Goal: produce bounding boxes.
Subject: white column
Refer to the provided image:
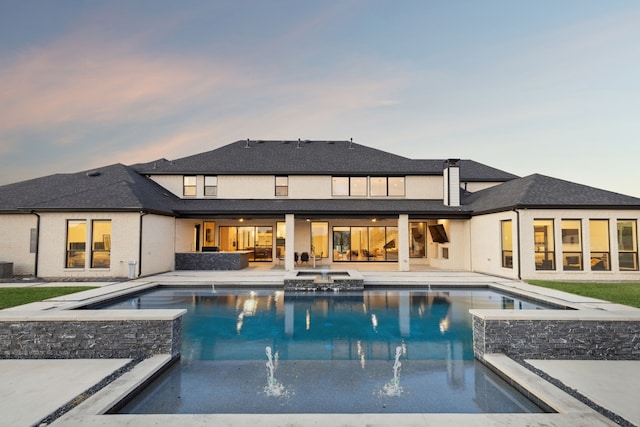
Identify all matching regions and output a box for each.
[398,214,410,271]
[285,214,295,271]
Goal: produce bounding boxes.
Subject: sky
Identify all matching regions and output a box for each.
[1,0,639,197]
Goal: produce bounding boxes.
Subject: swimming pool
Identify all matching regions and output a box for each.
[95,287,556,414]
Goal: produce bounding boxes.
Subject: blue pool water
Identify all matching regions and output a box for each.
[96,287,554,414]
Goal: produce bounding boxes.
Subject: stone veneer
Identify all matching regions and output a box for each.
[283,270,364,291]
[0,310,185,359]
[175,252,250,270]
[471,309,640,361]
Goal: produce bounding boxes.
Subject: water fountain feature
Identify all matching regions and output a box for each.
[283,269,363,291]
[264,346,287,397]
[381,346,403,397]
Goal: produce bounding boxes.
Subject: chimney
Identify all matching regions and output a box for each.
[443,159,460,207]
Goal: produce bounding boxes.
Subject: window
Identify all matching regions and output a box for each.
[388,177,405,197]
[275,176,288,196]
[66,220,86,268]
[91,220,111,268]
[332,226,398,262]
[589,219,610,270]
[561,220,582,271]
[369,177,387,197]
[332,177,349,196]
[276,222,286,261]
[204,176,217,197]
[311,222,329,258]
[534,219,555,270]
[350,177,367,197]
[410,222,427,258]
[203,221,216,249]
[218,225,273,261]
[501,220,513,268]
[183,176,197,197]
[617,220,638,271]
[332,176,405,197]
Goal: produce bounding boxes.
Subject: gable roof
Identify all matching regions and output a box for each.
[465,173,640,214]
[133,140,518,181]
[0,164,179,214]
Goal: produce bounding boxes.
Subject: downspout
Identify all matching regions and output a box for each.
[514,209,522,280]
[138,211,148,277]
[31,211,40,278]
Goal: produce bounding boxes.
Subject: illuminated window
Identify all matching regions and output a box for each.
[204,176,217,197]
[183,176,197,197]
[332,177,349,196]
[410,222,427,258]
[350,177,367,197]
[562,220,582,271]
[332,226,398,262]
[275,176,288,196]
[66,220,86,268]
[534,219,555,270]
[501,220,513,268]
[203,221,216,248]
[369,177,387,197]
[590,220,610,270]
[218,225,273,262]
[617,220,638,271]
[311,222,329,258]
[388,177,405,197]
[91,220,111,268]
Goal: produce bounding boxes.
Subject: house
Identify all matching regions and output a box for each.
[0,139,638,281]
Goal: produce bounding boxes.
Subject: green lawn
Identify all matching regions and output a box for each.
[0,286,97,309]
[527,281,640,309]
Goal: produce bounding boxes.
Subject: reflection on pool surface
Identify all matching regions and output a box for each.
[95,287,554,414]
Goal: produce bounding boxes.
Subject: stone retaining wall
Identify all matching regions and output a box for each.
[471,310,640,361]
[0,310,185,359]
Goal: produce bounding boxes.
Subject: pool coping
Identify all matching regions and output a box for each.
[3,270,638,426]
[51,354,617,427]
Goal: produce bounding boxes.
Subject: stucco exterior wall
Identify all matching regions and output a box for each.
[518,209,640,281]
[36,212,140,278]
[149,175,183,197]
[150,174,448,200]
[470,211,519,279]
[218,175,274,199]
[405,176,442,199]
[0,214,37,276]
[463,182,502,193]
[140,214,175,276]
[288,176,331,199]
[428,220,470,270]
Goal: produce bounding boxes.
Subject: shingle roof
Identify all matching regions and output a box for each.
[132,140,518,181]
[173,198,470,218]
[0,164,179,214]
[465,173,640,213]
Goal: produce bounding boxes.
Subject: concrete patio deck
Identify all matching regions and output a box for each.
[1,268,638,426]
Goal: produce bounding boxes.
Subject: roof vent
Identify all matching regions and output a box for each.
[245,139,251,148]
[297,138,301,149]
[349,138,354,149]
[86,170,101,177]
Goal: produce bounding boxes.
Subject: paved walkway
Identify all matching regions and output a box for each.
[1,269,638,426]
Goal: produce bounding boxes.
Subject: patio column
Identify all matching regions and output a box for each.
[398,214,410,271]
[285,214,295,271]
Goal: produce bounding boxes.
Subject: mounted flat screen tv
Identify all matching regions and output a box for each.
[428,225,449,243]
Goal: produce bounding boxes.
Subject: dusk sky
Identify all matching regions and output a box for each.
[1,1,639,196]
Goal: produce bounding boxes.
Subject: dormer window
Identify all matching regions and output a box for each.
[183,176,197,197]
[205,176,217,197]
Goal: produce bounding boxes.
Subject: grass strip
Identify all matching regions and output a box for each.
[527,281,640,308]
[0,287,97,309]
